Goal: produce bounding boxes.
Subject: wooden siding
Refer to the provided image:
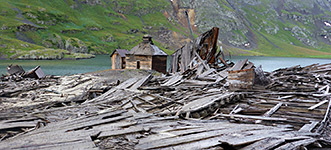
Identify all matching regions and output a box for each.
[111,53,122,69]
[228,68,255,89]
[126,55,152,70]
[152,56,167,74]
[121,57,126,69]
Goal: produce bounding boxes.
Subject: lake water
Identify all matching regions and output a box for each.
[0,55,330,75]
[228,56,331,72]
[0,55,111,76]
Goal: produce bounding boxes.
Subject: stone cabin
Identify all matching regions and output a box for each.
[126,35,168,74]
[110,49,129,69]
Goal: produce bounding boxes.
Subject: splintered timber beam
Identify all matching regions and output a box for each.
[263,102,283,117]
[308,100,328,110]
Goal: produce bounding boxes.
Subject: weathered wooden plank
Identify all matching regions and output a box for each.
[179,93,232,113]
[230,59,248,71]
[299,121,319,132]
[240,132,314,150]
[65,114,132,131]
[129,74,153,90]
[274,138,316,150]
[135,124,272,149]
[263,102,282,117]
[308,100,328,110]
[316,98,331,132]
[198,68,216,77]
[218,114,287,121]
[138,124,229,144]
[161,74,183,86]
[243,61,254,69]
[0,122,37,131]
[241,137,285,150]
[98,126,149,139]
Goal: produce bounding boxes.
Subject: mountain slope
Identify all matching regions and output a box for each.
[175,0,331,57]
[0,0,330,59]
[0,0,191,59]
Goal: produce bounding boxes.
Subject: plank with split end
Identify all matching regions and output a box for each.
[230,59,248,71]
[85,78,140,103]
[0,122,37,131]
[274,138,316,150]
[129,74,153,90]
[198,68,216,77]
[299,121,319,132]
[161,75,183,86]
[243,61,254,69]
[218,114,287,121]
[180,93,233,113]
[194,51,210,70]
[66,114,132,131]
[116,77,140,89]
[263,102,282,117]
[138,124,230,144]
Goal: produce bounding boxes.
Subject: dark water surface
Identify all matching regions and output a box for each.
[0,55,111,76]
[0,55,330,76]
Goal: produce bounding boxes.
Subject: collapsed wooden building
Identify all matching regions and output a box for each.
[1,28,331,150]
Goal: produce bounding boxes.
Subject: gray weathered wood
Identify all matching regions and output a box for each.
[129,74,153,90]
[230,59,248,71]
[263,102,283,117]
[308,100,328,110]
[219,114,287,121]
[299,121,319,132]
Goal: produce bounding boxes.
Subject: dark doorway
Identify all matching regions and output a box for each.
[137,61,140,69]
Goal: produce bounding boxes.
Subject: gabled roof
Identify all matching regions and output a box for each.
[129,43,168,56]
[110,49,129,58]
[129,35,167,56]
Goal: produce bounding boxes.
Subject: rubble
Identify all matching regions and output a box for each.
[0,28,330,149]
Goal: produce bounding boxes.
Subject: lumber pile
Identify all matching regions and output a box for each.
[0,28,330,149]
[0,61,330,149]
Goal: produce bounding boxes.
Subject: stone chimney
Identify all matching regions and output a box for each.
[142,35,153,44]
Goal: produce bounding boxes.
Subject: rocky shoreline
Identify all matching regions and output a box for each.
[9,49,95,60]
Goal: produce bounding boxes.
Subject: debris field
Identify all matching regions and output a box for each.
[0,27,331,150]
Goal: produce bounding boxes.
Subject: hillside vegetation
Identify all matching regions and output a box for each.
[0,0,330,59]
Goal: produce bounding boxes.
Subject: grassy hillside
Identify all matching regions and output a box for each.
[0,0,330,59]
[0,0,189,59]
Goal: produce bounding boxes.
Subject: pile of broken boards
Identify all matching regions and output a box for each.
[2,65,46,81]
[0,61,331,149]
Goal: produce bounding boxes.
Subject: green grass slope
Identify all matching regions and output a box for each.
[0,0,330,59]
[0,0,184,59]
